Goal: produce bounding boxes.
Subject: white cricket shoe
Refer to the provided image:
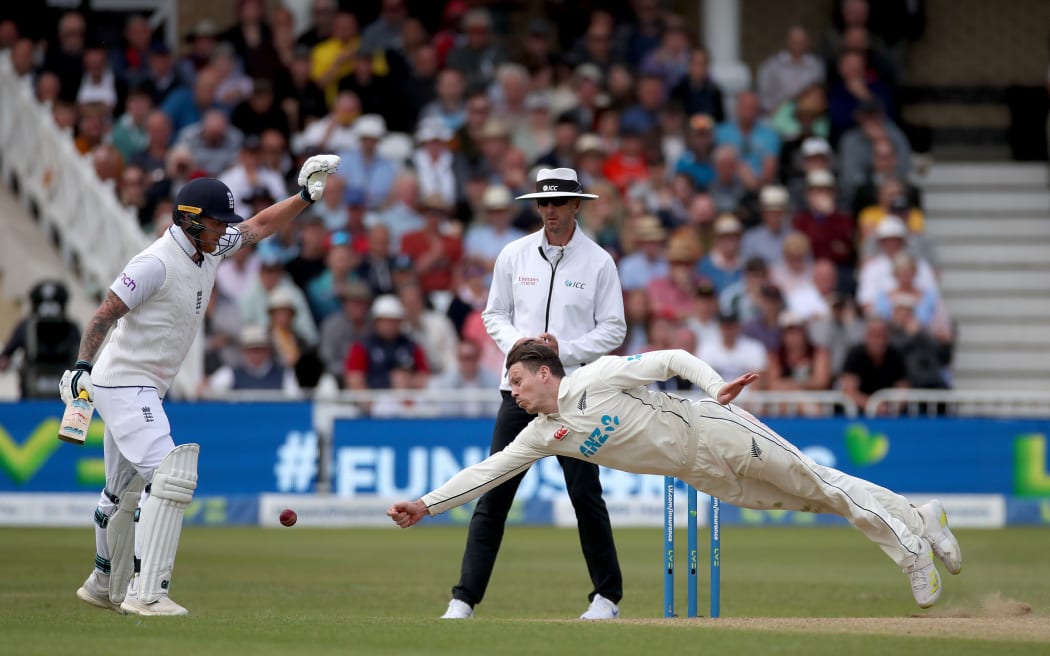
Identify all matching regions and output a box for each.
[76,570,121,612]
[440,599,474,619]
[120,587,189,617]
[903,541,941,609]
[918,499,962,575]
[580,593,619,620]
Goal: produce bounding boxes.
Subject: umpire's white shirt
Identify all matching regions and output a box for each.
[482,223,626,390]
[422,350,726,514]
[93,226,242,397]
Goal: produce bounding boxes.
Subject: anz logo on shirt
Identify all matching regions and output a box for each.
[579,414,620,458]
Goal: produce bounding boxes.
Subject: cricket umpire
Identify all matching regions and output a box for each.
[442,168,627,620]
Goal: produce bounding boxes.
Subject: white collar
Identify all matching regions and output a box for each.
[540,221,580,253]
[167,225,210,263]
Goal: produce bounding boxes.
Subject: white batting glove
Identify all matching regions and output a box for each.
[297,154,341,203]
[60,360,94,405]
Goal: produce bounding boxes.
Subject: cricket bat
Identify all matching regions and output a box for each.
[58,390,93,445]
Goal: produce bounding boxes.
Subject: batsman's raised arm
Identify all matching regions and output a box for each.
[236,154,340,247]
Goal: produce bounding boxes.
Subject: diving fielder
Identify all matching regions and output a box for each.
[388,341,962,610]
[61,154,340,616]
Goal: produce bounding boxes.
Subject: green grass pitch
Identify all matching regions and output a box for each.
[2,526,1048,655]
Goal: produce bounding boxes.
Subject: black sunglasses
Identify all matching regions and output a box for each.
[536,197,571,207]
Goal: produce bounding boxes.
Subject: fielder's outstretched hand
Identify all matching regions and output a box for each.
[387,500,429,528]
[297,154,341,202]
[717,372,759,405]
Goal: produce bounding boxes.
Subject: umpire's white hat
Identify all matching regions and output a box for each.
[516,168,599,200]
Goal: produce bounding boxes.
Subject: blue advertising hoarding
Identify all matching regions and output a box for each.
[331,416,1050,500]
[0,401,316,495]
[2,402,1048,527]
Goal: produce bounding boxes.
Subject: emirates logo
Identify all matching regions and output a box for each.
[553,426,568,440]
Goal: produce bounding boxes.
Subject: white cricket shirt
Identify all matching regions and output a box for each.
[93,225,243,396]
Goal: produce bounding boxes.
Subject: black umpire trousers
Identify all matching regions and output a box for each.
[451,391,623,607]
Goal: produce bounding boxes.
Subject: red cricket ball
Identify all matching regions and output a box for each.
[279,508,297,527]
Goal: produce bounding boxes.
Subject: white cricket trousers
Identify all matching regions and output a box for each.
[90,385,174,566]
[686,400,926,567]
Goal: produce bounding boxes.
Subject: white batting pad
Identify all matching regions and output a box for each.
[137,444,199,604]
[106,476,145,604]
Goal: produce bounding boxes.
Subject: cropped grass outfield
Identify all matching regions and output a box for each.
[4,526,1048,655]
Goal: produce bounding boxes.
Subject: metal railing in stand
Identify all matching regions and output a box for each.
[865,389,1050,418]
[0,51,150,299]
[732,390,858,418]
[203,388,858,421]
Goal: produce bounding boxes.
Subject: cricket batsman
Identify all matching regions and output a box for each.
[389,341,962,610]
[61,154,340,615]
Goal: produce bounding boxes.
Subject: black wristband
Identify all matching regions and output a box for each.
[299,186,314,204]
[75,360,92,373]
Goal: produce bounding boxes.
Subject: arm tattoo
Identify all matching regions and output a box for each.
[237,223,261,247]
[235,196,305,249]
[78,291,131,362]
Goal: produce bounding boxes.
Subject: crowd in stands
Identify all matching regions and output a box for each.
[0,0,948,414]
